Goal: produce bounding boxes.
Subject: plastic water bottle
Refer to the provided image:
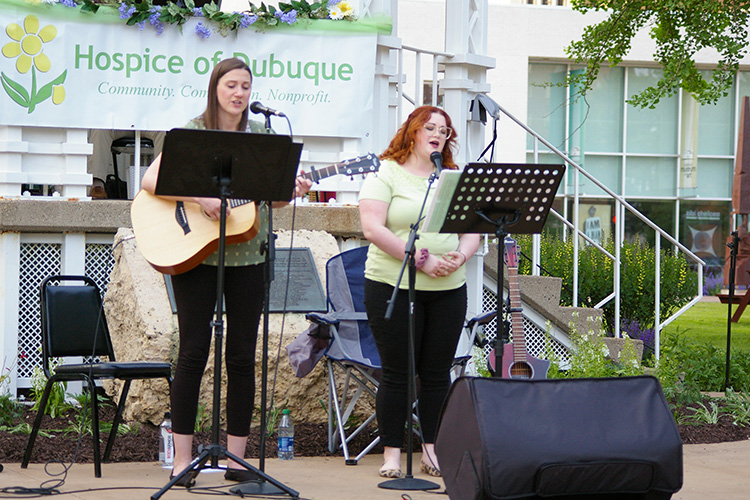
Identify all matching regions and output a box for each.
[159,412,174,466]
[277,409,294,460]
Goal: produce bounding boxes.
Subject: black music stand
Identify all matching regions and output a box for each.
[424,163,564,377]
[150,128,301,500]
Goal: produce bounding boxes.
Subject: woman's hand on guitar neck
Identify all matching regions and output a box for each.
[271,172,313,208]
[294,172,313,198]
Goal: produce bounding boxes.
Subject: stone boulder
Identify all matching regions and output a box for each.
[104,227,344,427]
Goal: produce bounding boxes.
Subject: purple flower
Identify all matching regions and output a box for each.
[149,6,165,34]
[702,271,724,296]
[119,3,136,20]
[239,13,257,29]
[137,20,146,31]
[327,0,339,6]
[60,0,77,7]
[275,10,297,25]
[621,318,655,353]
[193,7,204,17]
[195,22,211,39]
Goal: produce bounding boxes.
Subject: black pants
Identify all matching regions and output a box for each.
[364,279,467,447]
[169,263,265,436]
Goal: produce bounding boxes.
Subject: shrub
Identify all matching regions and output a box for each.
[515,234,697,332]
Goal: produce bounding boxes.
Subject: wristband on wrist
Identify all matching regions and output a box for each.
[415,248,430,269]
[457,250,468,265]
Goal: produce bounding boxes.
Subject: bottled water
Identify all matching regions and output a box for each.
[159,412,174,466]
[277,409,294,460]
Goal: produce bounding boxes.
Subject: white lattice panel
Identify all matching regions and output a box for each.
[480,285,569,366]
[16,239,114,386]
[17,243,61,379]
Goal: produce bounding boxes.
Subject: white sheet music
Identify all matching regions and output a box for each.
[423,169,462,233]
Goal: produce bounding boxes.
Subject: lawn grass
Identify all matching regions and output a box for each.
[663,300,750,352]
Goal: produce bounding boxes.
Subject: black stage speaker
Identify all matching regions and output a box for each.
[435,376,682,500]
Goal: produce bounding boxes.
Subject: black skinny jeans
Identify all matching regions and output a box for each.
[364,279,467,447]
[169,263,265,436]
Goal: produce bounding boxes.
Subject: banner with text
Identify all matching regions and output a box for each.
[0,5,376,137]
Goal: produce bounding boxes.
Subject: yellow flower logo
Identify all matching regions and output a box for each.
[2,15,56,74]
[1,15,66,113]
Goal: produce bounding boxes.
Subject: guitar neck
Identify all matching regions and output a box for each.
[508,265,527,361]
[302,154,380,183]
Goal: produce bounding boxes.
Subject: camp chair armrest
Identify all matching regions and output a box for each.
[305,312,340,326]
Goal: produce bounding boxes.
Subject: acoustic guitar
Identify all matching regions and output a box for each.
[130,154,380,275]
[488,237,550,379]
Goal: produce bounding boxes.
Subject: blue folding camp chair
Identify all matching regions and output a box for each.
[305,246,382,465]
[298,246,487,464]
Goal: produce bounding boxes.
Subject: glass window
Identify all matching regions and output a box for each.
[527,64,568,151]
[697,71,735,156]
[738,71,750,108]
[680,200,731,277]
[581,66,624,153]
[576,155,621,197]
[626,68,678,154]
[696,158,733,198]
[624,157,677,197]
[624,200,676,247]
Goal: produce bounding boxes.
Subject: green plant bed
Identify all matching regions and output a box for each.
[663,301,750,352]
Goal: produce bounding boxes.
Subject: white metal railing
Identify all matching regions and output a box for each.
[391,42,704,360]
[500,101,705,360]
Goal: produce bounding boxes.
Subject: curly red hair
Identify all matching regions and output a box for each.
[380,106,458,169]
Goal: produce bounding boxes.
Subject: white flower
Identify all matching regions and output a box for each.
[329,6,344,20]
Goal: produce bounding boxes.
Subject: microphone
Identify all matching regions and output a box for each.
[430,151,443,176]
[249,101,286,117]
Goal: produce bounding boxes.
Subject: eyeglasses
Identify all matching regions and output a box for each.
[423,123,453,139]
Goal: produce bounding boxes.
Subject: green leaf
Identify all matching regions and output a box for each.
[80,1,100,14]
[34,70,67,107]
[1,73,30,107]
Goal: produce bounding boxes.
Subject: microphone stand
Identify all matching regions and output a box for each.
[724,231,739,391]
[379,165,441,492]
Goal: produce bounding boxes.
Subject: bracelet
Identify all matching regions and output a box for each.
[415,248,430,270]
[457,250,468,266]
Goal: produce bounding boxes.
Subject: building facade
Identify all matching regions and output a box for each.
[400,0,750,280]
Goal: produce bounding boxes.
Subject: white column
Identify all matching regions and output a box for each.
[442,0,494,314]
[0,233,21,396]
[0,126,28,197]
[61,233,87,275]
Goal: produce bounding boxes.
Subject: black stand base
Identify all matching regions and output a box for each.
[151,444,298,500]
[378,477,440,491]
[230,481,288,496]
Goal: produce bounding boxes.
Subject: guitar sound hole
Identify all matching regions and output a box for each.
[509,362,532,379]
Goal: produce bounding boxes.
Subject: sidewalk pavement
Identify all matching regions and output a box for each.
[3,442,749,499]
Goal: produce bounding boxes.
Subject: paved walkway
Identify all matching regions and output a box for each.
[3,441,750,499]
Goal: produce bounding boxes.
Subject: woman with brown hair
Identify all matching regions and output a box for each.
[141,57,311,486]
[359,105,480,478]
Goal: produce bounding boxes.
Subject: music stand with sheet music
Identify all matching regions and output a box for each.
[150,128,301,500]
[423,163,564,378]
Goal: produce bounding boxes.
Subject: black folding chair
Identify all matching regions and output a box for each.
[21,275,172,477]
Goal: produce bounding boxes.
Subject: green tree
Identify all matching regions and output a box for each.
[567,0,750,107]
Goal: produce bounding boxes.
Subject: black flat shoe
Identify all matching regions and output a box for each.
[224,468,262,483]
[169,471,197,488]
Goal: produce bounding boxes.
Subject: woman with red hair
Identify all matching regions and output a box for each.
[359,106,480,478]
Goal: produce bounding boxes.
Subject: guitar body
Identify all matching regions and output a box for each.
[488,344,550,379]
[130,190,260,275]
[130,154,380,275]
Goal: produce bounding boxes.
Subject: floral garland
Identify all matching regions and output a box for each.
[24,0,358,38]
